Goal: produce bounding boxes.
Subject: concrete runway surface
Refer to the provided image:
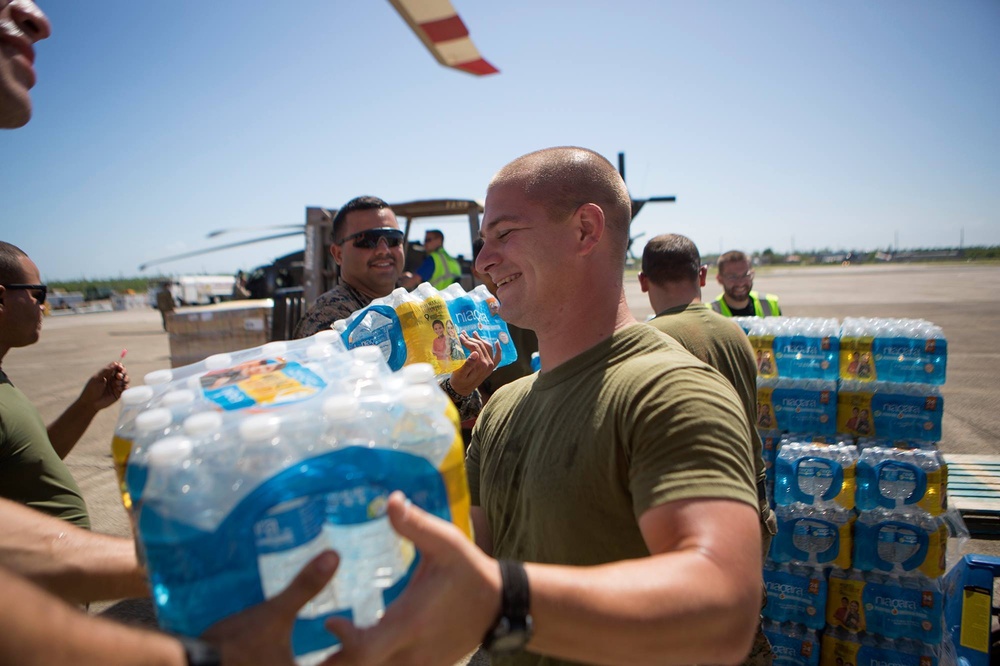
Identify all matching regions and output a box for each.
[5,263,998,629]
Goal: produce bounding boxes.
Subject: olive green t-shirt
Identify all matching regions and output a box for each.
[647,303,765,489]
[468,323,756,569]
[0,370,90,529]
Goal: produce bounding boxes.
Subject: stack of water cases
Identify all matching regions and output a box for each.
[111,331,472,666]
[736,317,840,508]
[738,317,956,666]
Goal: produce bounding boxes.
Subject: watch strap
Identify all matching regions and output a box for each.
[500,559,530,623]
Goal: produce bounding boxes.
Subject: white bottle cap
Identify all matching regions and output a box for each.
[147,436,194,468]
[350,346,383,364]
[402,363,435,385]
[144,369,174,386]
[261,341,288,357]
[204,353,234,370]
[136,408,173,433]
[323,395,361,421]
[308,344,333,361]
[239,414,281,441]
[162,389,196,407]
[314,329,342,345]
[184,411,224,436]
[401,385,434,410]
[121,385,155,406]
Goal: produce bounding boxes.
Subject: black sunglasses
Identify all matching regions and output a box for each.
[336,227,404,249]
[1,284,47,305]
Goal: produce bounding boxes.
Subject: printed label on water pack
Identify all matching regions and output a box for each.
[770,385,836,435]
[840,337,877,382]
[200,359,326,411]
[763,567,827,629]
[395,296,465,375]
[750,335,778,379]
[342,305,407,370]
[827,576,867,633]
[774,335,839,381]
[763,626,820,666]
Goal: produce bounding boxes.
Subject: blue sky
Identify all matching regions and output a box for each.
[2,0,998,281]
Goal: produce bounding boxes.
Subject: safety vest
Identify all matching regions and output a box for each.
[429,248,462,289]
[711,291,781,317]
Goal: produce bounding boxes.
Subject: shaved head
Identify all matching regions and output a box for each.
[490,147,632,258]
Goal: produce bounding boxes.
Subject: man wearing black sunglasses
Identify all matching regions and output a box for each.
[295,196,497,421]
[0,241,130,529]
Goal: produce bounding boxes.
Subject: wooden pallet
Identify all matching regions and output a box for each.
[946,454,1000,539]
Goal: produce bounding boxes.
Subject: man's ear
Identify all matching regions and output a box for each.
[575,203,605,255]
[329,243,342,266]
[638,272,649,293]
[699,265,708,287]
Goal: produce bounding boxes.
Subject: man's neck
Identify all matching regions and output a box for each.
[649,282,702,314]
[342,278,392,302]
[535,288,636,372]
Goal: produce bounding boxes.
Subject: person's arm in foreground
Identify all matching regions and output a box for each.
[326,492,762,666]
[0,551,339,666]
[47,362,129,459]
[0,498,147,604]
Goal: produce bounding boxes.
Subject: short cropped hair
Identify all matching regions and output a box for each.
[490,147,632,257]
[717,250,749,273]
[641,234,701,284]
[331,196,392,244]
[425,229,444,242]
[0,242,29,283]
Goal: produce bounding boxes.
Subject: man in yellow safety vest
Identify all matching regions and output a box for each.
[710,250,781,317]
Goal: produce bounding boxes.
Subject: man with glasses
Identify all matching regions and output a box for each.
[0,241,129,528]
[294,196,496,420]
[711,250,782,317]
[401,228,462,290]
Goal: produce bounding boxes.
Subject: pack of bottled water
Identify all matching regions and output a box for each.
[826,568,945,643]
[774,441,858,510]
[840,318,947,385]
[735,317,840,381]
[762,562,828,629]
[757,378,838,436]
[856,446,946,516]
[338,282,517,374]
[853,507,949,578]
[821,625,955,666]
[770,503,854,569]
[837,380,943,442]
[116,334,471,665]
[761,619,822,666]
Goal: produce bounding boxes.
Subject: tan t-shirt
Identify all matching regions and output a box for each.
[468,324,756,568]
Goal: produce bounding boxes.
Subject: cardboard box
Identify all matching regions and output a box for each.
[166,300,273,368]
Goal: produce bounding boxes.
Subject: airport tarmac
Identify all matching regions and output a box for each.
[5,262,998,622]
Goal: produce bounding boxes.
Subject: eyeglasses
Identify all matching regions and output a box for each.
[335,227,404,249]
[720,270,755,283]
[1,283,47,304]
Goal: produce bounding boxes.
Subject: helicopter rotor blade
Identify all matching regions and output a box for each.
[206,224,304,239]
[138,231,304,271]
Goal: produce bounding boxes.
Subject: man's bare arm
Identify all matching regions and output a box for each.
[0,498,147,604]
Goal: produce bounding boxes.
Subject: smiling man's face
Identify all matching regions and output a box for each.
[331,207,405,299]
[0,0,51,128]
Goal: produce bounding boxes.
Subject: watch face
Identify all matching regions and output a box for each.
[487,616,534,655]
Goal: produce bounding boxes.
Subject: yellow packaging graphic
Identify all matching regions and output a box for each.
[757,386,776,430]
[840,337,876,381]
[440,399,472,540]
[837,391,875,437]
[750,334,778,379]
[395,295,465,375]
[819,634,860,666]
[827,577,866,632]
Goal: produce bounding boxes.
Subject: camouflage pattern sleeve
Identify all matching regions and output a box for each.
[293,285,368,339]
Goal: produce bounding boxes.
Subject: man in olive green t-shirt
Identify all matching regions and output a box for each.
[0,241,129,528]
[323,148,768,666]
[640,233,777,558]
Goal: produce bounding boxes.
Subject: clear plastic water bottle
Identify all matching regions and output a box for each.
[111,384,155,511]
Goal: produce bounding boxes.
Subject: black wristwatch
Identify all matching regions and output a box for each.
[176,635,222,666]
[481,559,534,655]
